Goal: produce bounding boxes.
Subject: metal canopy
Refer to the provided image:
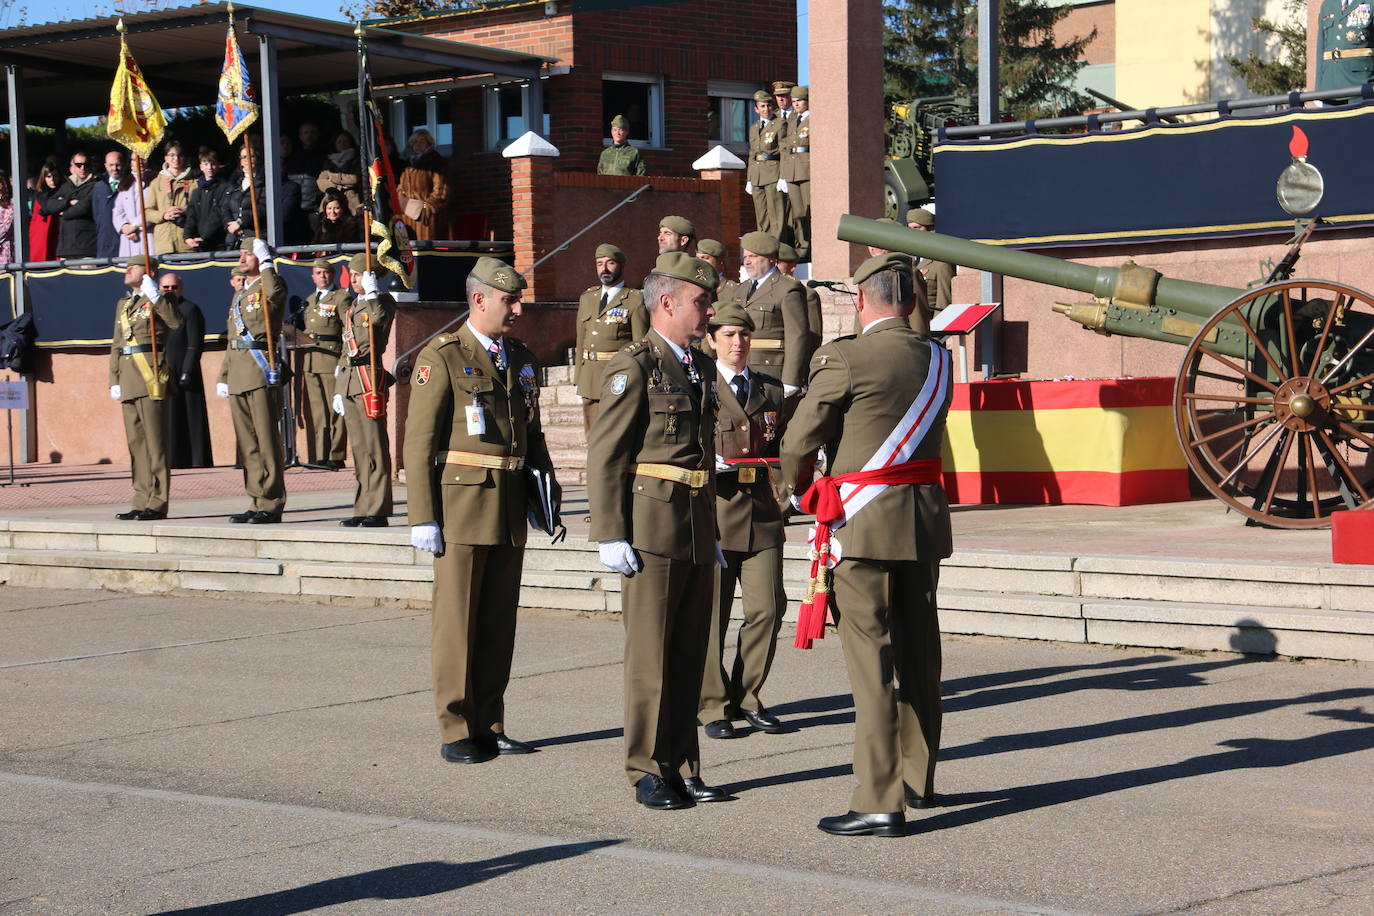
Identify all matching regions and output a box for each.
[0,2,553,123]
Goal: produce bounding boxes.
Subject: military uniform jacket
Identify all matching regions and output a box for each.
[218,270,287,395]
[781,111,810,183]
[747,117,783,185]
[300,287,349,374]
[335,292,396,398]
[741,269,811,388]
[108,290,183,399]
[403,322,554,547]
[715,367,784,554]
[781,319,953,562]
[597,143,647,176]
[575,285,649,398]
[716,277,741,305]
[918,258,956,312]
[587,329,718,564]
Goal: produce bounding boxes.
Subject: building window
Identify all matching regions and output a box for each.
[707,80,759,151]
[390,95,454,155]
[602,72,663,147]
[484,83,551,151]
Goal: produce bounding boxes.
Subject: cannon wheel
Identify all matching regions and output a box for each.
[1174,278,1374,529]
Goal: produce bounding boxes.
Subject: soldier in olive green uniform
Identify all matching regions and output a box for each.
[109,254,182,520]
[657,214,695,254]
[294,258,349,470]
[575,243,648,432]
[777,242,822,353]
[909,208,956,317]
[738,231,812,395]
[1318,0,1374,92]
[781,253,954,837]
[695,239,739,304]
[746,91,785,238]
[406,257,559,766]
[588,252,730,811]
[782,85,811,260]
[216,237,288,523]
[333,254,396,527]
[598,114,647,176]
[698,303,789,740]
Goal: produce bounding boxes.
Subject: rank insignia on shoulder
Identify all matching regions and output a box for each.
[610,373,628,395]
[415,365,431,385]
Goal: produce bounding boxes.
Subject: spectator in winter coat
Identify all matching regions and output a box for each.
[183,149,231,253]
[42,151,99,258]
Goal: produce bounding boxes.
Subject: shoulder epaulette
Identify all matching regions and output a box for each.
[506,336,531,353]
[623,340,649,355]
[432,333,459,349]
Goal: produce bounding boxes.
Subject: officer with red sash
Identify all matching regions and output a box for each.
[780,251,954,837]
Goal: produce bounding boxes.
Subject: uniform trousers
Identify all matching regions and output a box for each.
[581,398,599,435]
[699,545,786,722]
[122,395,171,513]
[751,183,787,240]
[833,557,943,813]
[229,386,286,514]
[343,391,393,517]
[787,179,810,257]
[622,550,714,785]
[431,544,524,743]
[303,369,347,464]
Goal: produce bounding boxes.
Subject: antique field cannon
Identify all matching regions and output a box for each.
[837,214,1374,529]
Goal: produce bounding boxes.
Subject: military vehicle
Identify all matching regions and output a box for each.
[883,95,978,222]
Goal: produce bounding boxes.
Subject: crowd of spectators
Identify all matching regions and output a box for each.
[0,120,459,264]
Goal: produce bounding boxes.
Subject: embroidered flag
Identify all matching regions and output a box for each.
[358,39,417,289]
[215,17,259,144]
[106,23,167,158]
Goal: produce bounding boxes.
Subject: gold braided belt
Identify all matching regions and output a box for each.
[438,450,525,471]
[582,350,621,361]
[634,463,709,489]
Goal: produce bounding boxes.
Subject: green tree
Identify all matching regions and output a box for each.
[341,0,467,20]
[1224,0,1307,96]
[883,0,969,105]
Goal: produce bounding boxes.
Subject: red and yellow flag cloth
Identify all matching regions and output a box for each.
[106,25,167,158]
[216,19,259,144]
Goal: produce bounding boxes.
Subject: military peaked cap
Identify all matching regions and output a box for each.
[651,252,717,292]
[741,230,779,257]
[696,238,726,258]
[471,256,527,293]
[771,80,796,94]
[853,252,915,287]
[660,214,695,237]
[753,90,771,103]
[709,301,754,330]
[595,243,625,261]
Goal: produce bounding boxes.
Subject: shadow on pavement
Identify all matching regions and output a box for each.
[151,841,623,915]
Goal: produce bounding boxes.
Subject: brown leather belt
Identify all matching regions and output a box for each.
[635,463,709,489]
[750,339,783,350]
[438,450,525,471]
[1324,48,1373,59]
[582,350,620,362]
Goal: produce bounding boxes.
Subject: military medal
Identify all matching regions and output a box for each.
[763,410,778,441]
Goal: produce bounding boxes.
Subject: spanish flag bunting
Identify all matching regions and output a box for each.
[106,22,167,158]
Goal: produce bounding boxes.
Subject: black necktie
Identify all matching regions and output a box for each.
[599,290,609,309]
[733,374,748,406]
[746,280,758,301]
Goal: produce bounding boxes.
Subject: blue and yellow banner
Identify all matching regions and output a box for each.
[216,18,259,144]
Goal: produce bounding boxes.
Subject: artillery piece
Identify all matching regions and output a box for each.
[837,213,1374,529]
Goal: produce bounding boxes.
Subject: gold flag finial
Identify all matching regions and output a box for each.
[116,17,126,33]
[354,22,364,37]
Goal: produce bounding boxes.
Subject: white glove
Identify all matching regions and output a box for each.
[139,275,160,303]
[777,178,789,193]
[745,181,753,195]
[332,393,346,416]
[251,238,272,268]
[334,364,344,378]
[216,382,229,399]
[411,522,443,554]
[714,541,727,567]
[715,454,732,473]
[783,383,800,397]
[361,271,378,297]
[109,385,121,401]
[599,539,641,576]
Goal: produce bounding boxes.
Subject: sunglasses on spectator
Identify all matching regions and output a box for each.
[72,160,89,167]
[160,284,181,290]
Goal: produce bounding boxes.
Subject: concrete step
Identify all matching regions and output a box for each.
[543,426,589,449]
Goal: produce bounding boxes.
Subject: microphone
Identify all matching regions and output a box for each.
[807,279,853,293]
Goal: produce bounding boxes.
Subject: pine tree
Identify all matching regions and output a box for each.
[883,0,970,105]
[1224,0,1307,96]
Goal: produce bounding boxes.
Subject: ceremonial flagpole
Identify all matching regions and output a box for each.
[132,153,161,398]
[356,25,379,399]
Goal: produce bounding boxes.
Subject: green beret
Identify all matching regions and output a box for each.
[791,85,808,100]
[777,242,799,262]
[311,258,335,272]
[231,267,247,277]
[741,230,779,257]
[239,236,259,251]
[651,251,717,292]
[595,243,625,262]
[696,238,726,259]
[125,254,157,270]
[347,253,388,276]
[875,217,897,225]
[908,208,935,228]
[771,80,796,94]
[471,256,526,293]
[708,301,754,331]
[610,115,629,129]
[753,90,771,103]
[854,252,915,287]
[660,215,695,238]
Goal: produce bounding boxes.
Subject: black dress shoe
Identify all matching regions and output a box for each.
[440,738,496,765]
[703,719,740,739]
[904,784,937,809]
[491,734,536,755]
[324,460,345,471]
[229,511,255,523]
[635,774,691,810]
[302,461,332,471]
[136,509,166,520]
[742,707,786,733]
[358,515,389,527]
[817,810,905,837]
[338,516,363,527]
[248,511,282,524]
[678,776,730,803]
[115,509,142,520]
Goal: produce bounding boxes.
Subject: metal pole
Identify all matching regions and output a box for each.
[6,62,32,462]
[257,34,282,247]
[977,0,1002,379]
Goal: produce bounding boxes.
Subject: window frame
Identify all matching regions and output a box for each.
[601,71,665,149]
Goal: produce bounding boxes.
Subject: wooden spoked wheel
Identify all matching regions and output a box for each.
[1174,279,1374,529]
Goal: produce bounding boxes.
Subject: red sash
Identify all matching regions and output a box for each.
[794,457,942,649]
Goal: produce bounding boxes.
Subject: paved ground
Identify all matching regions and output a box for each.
[2,586,1372,915]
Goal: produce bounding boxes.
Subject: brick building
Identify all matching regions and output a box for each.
[378,0,799,240]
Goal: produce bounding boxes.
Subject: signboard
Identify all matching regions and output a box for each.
[0,380,28,410]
